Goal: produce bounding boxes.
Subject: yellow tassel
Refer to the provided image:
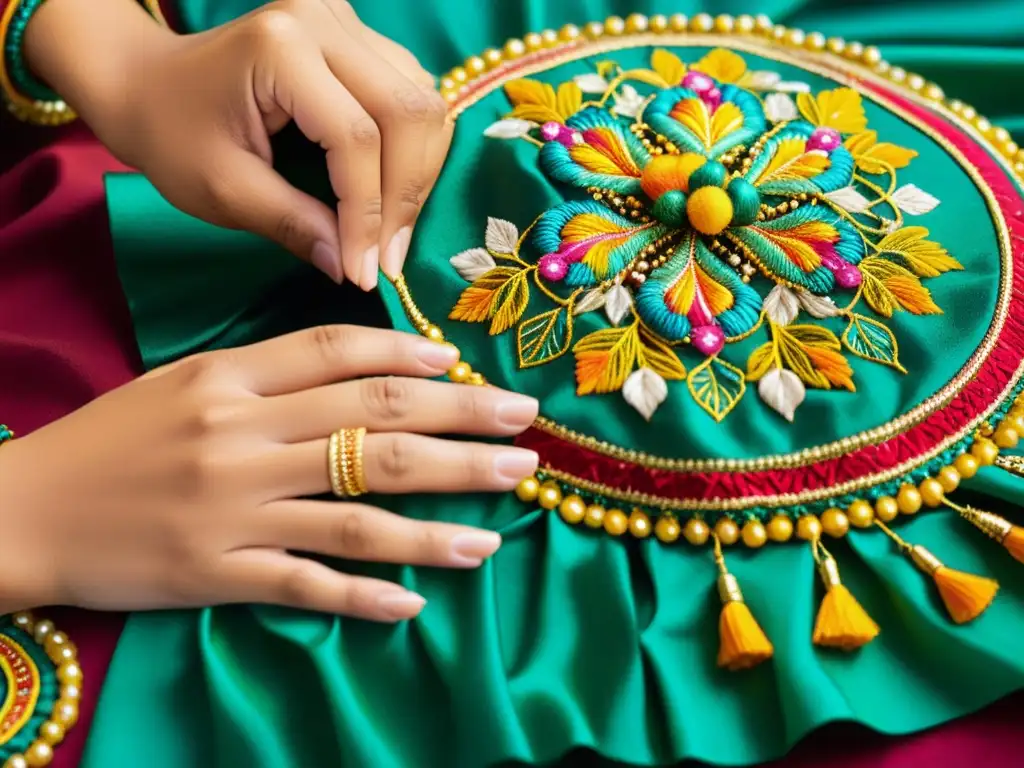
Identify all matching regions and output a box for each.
[811,541,879,650]
[946,500,1024,565]
[713,535,773,671]
[876,520,999,625]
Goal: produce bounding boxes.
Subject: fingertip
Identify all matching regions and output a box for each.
[360,245,380,291]
[376,591,427,621]
[382,226,412,276]
[311,241,344,284]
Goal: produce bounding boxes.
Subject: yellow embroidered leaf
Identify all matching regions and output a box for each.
[786,324,842,350]
[756,137,831,184]
[573,325,639,395]
[842,313,907,373]
[687,356,746,422]
[745,342,776,381]
[510,103,566,125]
[860,257,941,315]
[885,272,941,315]
[876,226,963,278]
[448,266,521,324]
[692,48,747,83]
[796,87,867,133]
[774,325,850,390]
[844,131,918,174]
[556,82,583,120]
[489,270,530,335]
[620,68,672,88]
[517,307,571,368]
[637,326,687,381]
[651,49,686,86]
[505,78,557,108]
[672,99,744,150]
[861,271,896,317]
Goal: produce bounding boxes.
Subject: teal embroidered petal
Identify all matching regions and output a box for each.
[744,122,855,195]
[533,201,671,288]
[635,232,762,341]
[538,108,650,196]
[643,85,767,159]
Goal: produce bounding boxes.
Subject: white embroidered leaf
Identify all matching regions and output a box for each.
[573,288,606,315]
[746,71,781,90]
[612,85,646,118]
[485,217,520,255]
[483,118,538,139]
[758,368,806,422]
[574,74,610,94]
[764,284,800,326]
[449,248,496,282]
[764,93,798,123]
[826,185,872,214]
[775,80,812,93]
[622,367,668,421]
[796,291,841,319]
[604,284,633,325]
[891,184,940,215]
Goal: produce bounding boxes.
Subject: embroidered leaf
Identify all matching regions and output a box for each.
[826,185,872,213]
[573,288,606,315]
[604,283,633,326]
[743,71,781,90]
[764,93,798,123]
[891,184,940,216]
[574,74,610,94]
[797,291,840,319]
[692,49,747,83]
[450,247,496,282]
[573,325,639,395]
[484,118,538,139]
[623,367,668,421]
[637,326,687,381]
[621,68,677,88]
[776,324,855,391]
[876,226,963,278]
[517,307,571,368]
[556,82,583,120]
[688,356,746,422]
[449,266,521,324]
[485,217,520,255]
[764,284,800,325]
[842,313,907,373]
[860,268,896,317]
[510,104,566,124]
[489,270,530,335]
[860,257,942,316]
[651,49,685,86]
[611,85,646,118]
[746,342,776,381]
[754,137,831,185]
[505,79,557,108]
[775,81,812,93]
[796,87,867,134]
[758,367,806,422]
[844,131,917,174]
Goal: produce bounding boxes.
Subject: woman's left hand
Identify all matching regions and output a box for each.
[25,0,453,288]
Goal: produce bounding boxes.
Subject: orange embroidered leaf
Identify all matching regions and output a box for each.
[509,103,565,124]
[449,266,521,324]
[796,87,867,134]
[692,48,747,83]
[745,342,776,381]
[651,49,686,86]
[860,257,941,316]
[669,99,745,151]
[751,220,839,272]
[844,130,918,174]
[842,313,906,373]
[860,270,896,317]
[885,272,941,314]
[775,324,852,390]
[755,137,832,185]
[637,326,687,381]
[569,128,642,176]
[517,307,571,368]
[687,356,746,422]
[505,78,557,108]
[876,226,963,278]
[804,346,855,391]
[573,325,639,395]
[489,270,530,335]
[556,82,583,120]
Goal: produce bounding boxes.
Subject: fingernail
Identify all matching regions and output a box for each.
[495,397,539,430]
[493,450,539,484]
[449,531,502,567]
[415,340,459,370]
[382,226,412,276]
[360,245,379,291]
[311,242,342,283]
[377,591,426,620]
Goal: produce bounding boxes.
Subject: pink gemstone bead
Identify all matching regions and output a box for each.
[682,71,715,93]
[691,324,725,356]
[540,121,582,148]
[806,127,842,154]
[540,122,562,141]
[538,253,569,281]
[821,252,862,288]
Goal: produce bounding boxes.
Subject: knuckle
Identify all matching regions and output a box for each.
[328,508,375,556]
[249,8,303,46]
[469,449,495,486]
[279,561,325,610]
[375,434,415,480]
[390,86,446,124]
[347,116,381,151]
[456,386,486,425]
[273,210,309,250]
[176,353,231,391]
[361,377,412,421]
[177,446,228,499]
[396,178,427,209]
[309,324,357,362]
[414,524,447,559]
[361,197,384,220]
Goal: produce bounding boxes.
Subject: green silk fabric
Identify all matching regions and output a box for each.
[81,2,1024,766]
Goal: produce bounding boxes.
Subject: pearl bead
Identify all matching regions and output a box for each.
[971,438,999,465]
[604,508,629,536]
[954,453,980,479]
[649,14,668,33]
[669,14,688,31]
[33,620,55,644]
[537,483,562,510]
[848,499,876,528]
[994,426,1019,449]
[559,24,581,41]
[448,361,472,383]
[690,13,714,32]
[583,21,604,39]
[796,515,822,541]
[583,504,606,529]
[804,32,826,50]
[741,520,767,548]
[503,39,526,59]
[715,518,740,546]
[523,33,544,51]
[874,497,899,524]
[655,515,680,543]
[919,477,945,508]
[629,510,652,538]
[540,29,559,47]
[907,74,925,91]
[24,742,52,768]
[625,14,648,33]
[896,484,923,515]
[37,721,64,745]
[767,515,793,542]
[5,756,29,768]
[604,16,626,35]
[735,15,755,33]
[558,495,586,524]
[57,662,83,685]
[714,15,734,33]
[683,518,710,545]
[821,508,850,538]
[515,476,540,502]
[465,56,486,76]
[937,466,961,493]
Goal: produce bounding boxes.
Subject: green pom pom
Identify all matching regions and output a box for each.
[652,191,688,227]
[727,178,761,226]
[688,161,727,191]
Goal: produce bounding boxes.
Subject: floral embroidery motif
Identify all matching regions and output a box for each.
[449,48,959,421]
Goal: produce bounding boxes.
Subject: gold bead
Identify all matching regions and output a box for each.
[919,477,945,508]
[821,508,850,538]
[714,14,734,33]
[559,24,581,41]
[994,426,1020,449]
[540,29,559,47]
[423,325,444,342]
[467,372,485,386]
[566,502,599,531]
[625,14,648,33]
[906,73,925,91]
[503,39,526,59]
[975,117,992,134]
[33,620,55,644]
[537,482,562,510]
[948,99,965,113]
[826,37,845,54]
[754,14,773,31]
[767,515,793,542]
[655,515,680,543]
[960,104,977,120]
[11,612,33,630]
[443,91,458,104]
[715,518,740,546]
[741,519,768,548]
[876,496,901,524]
[50,701,78,728]
[440,77,456,92]
[862,45,882,65]
[5,755,29,768]
[558,495,586,524]
[59,684,81,701]
[523,32,544,51]
[971,438,999,465]
[583,21,604,39]
[629,509,652,538]
[649,14,668,32]
[848,499,876,528]
[482,48,503,69]
[923,84,944,101]
[683,517,710,545]
[896,483,923,515]
[37,721,64,746]
[1005,141,1019,157]
[516,479,540,507]
[1006,412,1024,434]
[735,14,755,33]
[24,742,53,768]
[954,453,980,479]
[796,515,822,541]
[57,661,83,685]
[448,361,472,383]
[844,41,864,59]
[937,465,961,493]
[889,66,907,82]
[1015,161,1024,176]
[465,56,486,76]
[604,508,629,536]
[690,13,714,32]
[669,13,688,32]
[604,16,626,35]
[785,28,806,46]
[804,32,826,50]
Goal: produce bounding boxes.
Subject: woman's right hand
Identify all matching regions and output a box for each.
[0,326,539,622]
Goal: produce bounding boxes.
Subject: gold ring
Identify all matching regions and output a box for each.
[328,427,368,498]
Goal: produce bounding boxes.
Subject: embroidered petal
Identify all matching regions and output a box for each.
[635,232,762,341]
[533,201,670,288]
[743,123,854,194]
[796,87,867,134]
[539,107,650,195]
[643,85,767,158]
[691,49,747,83]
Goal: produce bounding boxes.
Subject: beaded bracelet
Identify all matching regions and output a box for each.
[0,425,13,445]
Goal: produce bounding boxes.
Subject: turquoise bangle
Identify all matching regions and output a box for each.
[2,0,59,103]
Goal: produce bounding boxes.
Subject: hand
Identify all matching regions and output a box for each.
[0,327,539,621]
[25,0,453,287]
